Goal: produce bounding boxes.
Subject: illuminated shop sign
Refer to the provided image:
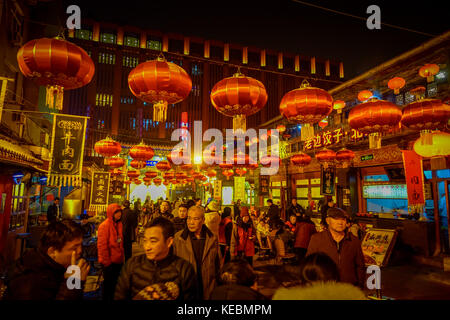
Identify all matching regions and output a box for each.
[304,128,367,150]
[363,184,407,199]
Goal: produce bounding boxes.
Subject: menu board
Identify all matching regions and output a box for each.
[363,185,407,199]
[361,228,397,267]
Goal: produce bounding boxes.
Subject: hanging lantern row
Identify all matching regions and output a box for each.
[94,137,122,158]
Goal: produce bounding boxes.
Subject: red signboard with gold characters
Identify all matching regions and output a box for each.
[401,150,425,206]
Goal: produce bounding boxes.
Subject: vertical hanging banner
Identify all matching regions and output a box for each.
[234,177,246,202]
[320,166,336,196]
[213,180,222,201]
[402,150,425,206]
[48,114,87,187]
[90,171,111,212]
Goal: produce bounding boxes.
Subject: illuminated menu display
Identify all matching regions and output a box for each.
[363,185,407,199]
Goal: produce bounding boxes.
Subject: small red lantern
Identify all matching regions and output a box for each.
[181,164,193,172]
[164,171,175,180]
[207,169,217,178]
[109,169,123,176]
[333,100,346,114]
[235,168,248,176]
[222,169,234,180]
[276,124,286,134]
[106,157,125,168]
[163,180,170,186]
[318,119,328,129]
[200,176,208,182]
[123,180,132,185]
[145,171,158,179]
[153,178,162,185]
[156,161,171,172]
[291,153,312,167]
[143,177,152,183]
[130,159,146,170]
[336,148,355,168]
[260,155,280,168]
[316,148,336,168]
[388,77,406,95]
[358,90,373,102]
[127,170,140,179]
[419,64,439,83]
[176,172,188,180]
[94,137,121,158]
[129,142,154,162]
[134,179,142,185]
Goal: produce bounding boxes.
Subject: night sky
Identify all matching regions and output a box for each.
[53,0,449,79]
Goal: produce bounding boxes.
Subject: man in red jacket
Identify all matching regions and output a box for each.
[306,207,366,288]
[97,203,124,300]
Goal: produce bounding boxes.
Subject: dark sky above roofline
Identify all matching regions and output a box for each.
[36,0,449,79]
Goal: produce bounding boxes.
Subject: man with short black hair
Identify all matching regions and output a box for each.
[306,207,365,288]
[47,197,61,223]
[114,217,197,300]
[266,199,280,225]
[122,200,138,261]
[287,197,305,218]
[5,220,90,300]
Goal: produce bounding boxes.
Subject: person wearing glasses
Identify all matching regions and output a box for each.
[173,205,220,300]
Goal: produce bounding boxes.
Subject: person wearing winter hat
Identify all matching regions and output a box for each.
[230,207,256,266]
[205,200,221,239]
[97,203,124,300]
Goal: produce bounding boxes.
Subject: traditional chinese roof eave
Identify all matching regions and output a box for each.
[0,136,45,167]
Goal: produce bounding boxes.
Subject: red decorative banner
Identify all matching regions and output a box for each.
[402,150,425,206]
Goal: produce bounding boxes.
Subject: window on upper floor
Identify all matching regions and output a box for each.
[98,52,116,64]
[147,39,162,51]
[100,32,117,44]
[75,29,93,41]
[125,36,139,47]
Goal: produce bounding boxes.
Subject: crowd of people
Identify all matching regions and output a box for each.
[3,195,368,300]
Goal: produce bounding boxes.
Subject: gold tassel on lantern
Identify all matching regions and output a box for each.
[233,114,246,133]
[153,100,168,122]
[420,130,433,145]
[301,123,314,141]
[369,132,381,149]
[46,85,64,110]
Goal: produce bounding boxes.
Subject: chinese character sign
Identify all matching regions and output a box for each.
[320,166,336,196]
[402,150,425,206]
[234,177,246,202]
[260,176,269,196]
[304,128,366,151]
[48,114,87,186]
[90,171,111,212]
[213,180,222,201]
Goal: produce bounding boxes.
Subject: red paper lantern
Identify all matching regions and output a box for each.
[181,164,193,172]
[106,157,125,168]
[17,37,95,110]
[219,163,233,170]
[291,153,312,166]
[401,99,450,131]
[153,178,162,185]
[94,137,121,157]
[357,90,373,102]
[156,161,171,172]
[129,142,154,162]
[109,169,123,176]
[349,98,401,149]
[414,131,450,158]
[200,176,208,182]
[164,171,175,180]
[123,180,132,185]
[222,169,234,180]
[235,168,248,176]
[419,64,439,83]
[210,70,268,131]
[169,178,177,184]
[333,100,346,114]
[134,179,142,185]
[207,169,217,178]
[128,55,192,122]
[185,177,195,183]
[145,171,158,179]
[336,148,355,168]
[387,77,406,95]
[279,80,333,141]
[318,119,328,129]
[163,180,170,186]
[276,124,286,134]
[127,170,140,179]
[130,159,146,170]
[260,155,280,168]
[316,148,336,168]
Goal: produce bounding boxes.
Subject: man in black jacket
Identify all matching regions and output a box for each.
[287,197,305,218]
[114,217,197,300]
[122,200,138,261]
[266,199,280,225]
[5,220,90,300]
[47,197,60,223]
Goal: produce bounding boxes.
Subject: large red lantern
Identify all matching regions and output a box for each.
[106,157,125,168]
[127,170,140,179]
[129,142,154,162]
[210,70,267,132]
[176,172,188,180]
[235,168,248,176]
[94,137,121,158]
[17,37,95,110]
[130,160,146,170]
[419,64,439,83]
[128,54,192,122]
[316,148,336,168]
[222,169,234,180]
[153,178,162,185]
[109,169,123,176]
[164,171,175,180]
[181,164,193,172]
[207,169,217,178]
[143,177,152,183]
[348,98,402,149]
[279,80,333,141]
[336,148,355,168]
[414,131,450,158]
[387,77,406,95]
[163,180,170,186]
[134,179,142,185]
[156,161,171,172]
[401,99,450,131]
